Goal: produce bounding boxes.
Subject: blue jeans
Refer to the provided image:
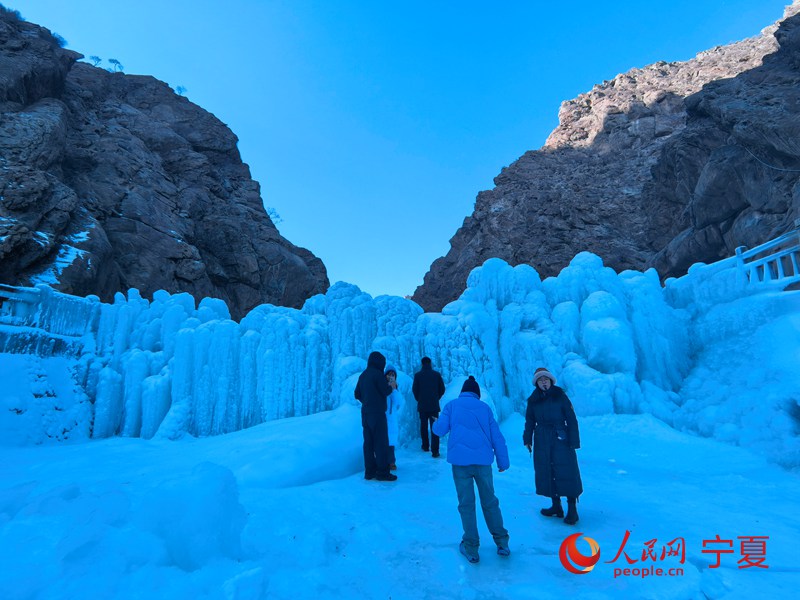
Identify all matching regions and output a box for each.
[452,464,509,550]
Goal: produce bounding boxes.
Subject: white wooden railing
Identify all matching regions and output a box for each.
[735,222,800,286]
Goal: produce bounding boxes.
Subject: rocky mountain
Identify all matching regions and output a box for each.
[0,6,328,320]
[413,2,800,312]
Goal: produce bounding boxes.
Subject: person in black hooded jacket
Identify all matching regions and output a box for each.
[412,356,445,457]
[522,367,583,524]
[355,351,397,481]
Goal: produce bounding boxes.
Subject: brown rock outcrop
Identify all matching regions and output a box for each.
[0,8,328,320]
[414,3,800,312]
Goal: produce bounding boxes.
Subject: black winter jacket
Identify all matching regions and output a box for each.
[412,364,445,413]
[355,352,392,415]
[523,385,583,498]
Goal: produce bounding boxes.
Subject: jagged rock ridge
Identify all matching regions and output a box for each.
[413,3,800,312]
[0,6,329,320]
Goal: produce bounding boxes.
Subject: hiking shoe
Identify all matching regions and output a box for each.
[364,474,375,480]
[459,542,479,564]
[497,546,511,557]
[431,453,440,458]
[421,446,429,452]
[375,473,397,481]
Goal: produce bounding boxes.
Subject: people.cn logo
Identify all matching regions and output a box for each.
[559,533,601,574]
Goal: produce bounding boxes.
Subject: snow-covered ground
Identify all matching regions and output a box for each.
[2,404,797,599]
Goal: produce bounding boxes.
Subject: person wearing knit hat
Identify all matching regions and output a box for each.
[433,375,510,563]
[461,375,481,396]
[522,367,584,525]
[533,367,556,386]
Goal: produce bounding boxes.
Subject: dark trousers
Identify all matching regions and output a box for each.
[362,411,390,478]
[419,410,440,454]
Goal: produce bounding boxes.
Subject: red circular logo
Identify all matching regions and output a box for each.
[559,532,601,574]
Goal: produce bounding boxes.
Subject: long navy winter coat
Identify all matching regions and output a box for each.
[412,364,445,413]
[522,385,583,498]
[355,352,392,415]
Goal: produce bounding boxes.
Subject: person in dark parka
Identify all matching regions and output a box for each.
[355,351,397,481]
[412,356,446,457]
[522,367,583,524]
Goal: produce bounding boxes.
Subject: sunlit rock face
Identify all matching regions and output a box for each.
[414,3,800,312]
[0,9,329,320]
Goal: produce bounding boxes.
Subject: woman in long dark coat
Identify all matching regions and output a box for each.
[522,367,583,524]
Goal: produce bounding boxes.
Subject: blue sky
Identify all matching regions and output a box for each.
[14,0,790,299]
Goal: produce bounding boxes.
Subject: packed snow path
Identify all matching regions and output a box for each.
[1,405,797,599]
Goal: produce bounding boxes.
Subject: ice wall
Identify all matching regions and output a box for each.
[0,284,99,357]
[664,259,800,468]
[0,253,797,466]
[0,285,98,444]
[0,353,92,445]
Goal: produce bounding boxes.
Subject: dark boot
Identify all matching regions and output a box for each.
[564,497,579,525]
[540,496,564,518]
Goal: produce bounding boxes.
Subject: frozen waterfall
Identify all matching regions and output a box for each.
[0,253,798,466]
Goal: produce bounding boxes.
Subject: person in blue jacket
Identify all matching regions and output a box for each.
[432,376,510,563]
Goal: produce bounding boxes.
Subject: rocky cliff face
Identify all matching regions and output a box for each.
[413,3,800,312]
[0,8,328,320]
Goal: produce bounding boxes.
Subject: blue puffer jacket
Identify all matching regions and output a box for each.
[432,391,510,470]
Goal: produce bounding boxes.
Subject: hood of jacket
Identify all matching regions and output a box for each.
[367,351,386,372]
